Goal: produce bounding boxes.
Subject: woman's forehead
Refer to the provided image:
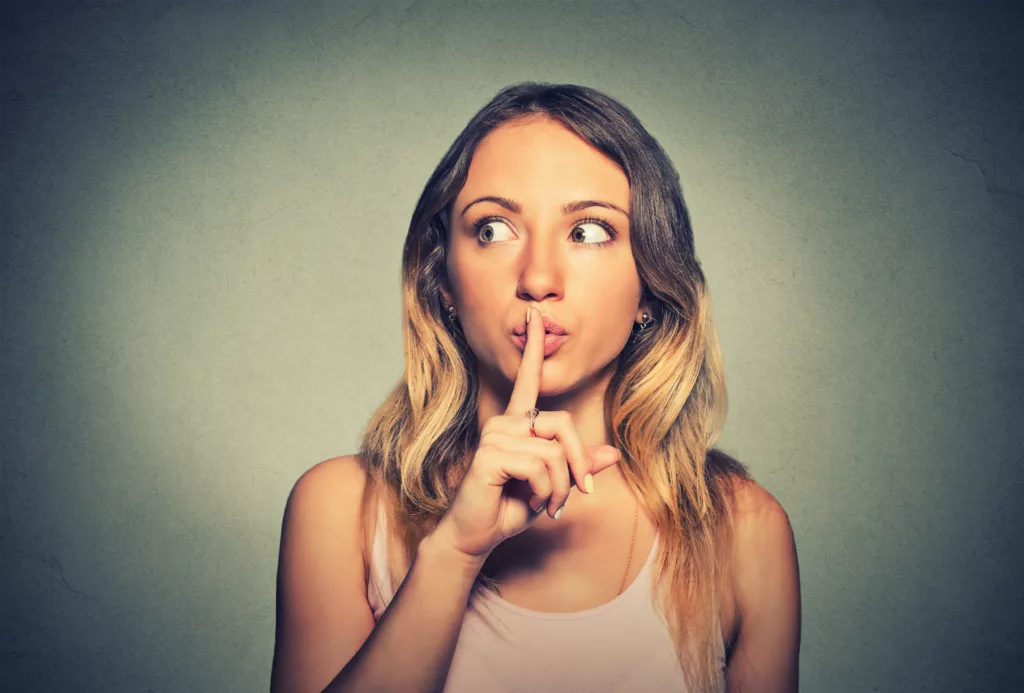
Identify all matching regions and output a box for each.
[458,117,630,213]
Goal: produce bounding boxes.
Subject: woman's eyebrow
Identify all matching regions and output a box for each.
[459,196,628,219]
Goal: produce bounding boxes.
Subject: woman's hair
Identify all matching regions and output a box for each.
[358,81,750,692]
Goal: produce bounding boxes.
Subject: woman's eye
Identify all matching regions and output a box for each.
[475,219,516,243]
[570,221,613,244]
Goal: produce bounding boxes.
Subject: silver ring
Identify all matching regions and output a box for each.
[526,408,539,437]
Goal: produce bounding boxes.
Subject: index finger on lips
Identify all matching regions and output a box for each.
[504,306,544,416]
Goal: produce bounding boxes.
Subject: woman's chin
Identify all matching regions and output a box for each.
[533,361,593,401]
[536,377,575,399]
[497,356,575,396]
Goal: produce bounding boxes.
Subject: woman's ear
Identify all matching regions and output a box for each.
[635,294,652,322]
[635,298,661,327]
[636,286,659,321]
[439,281,454,310]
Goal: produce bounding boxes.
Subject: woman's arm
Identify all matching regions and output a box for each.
[270,456,483,693]
[724,482,802,693]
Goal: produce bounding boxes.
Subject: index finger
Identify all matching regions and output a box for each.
[505,305,545,415]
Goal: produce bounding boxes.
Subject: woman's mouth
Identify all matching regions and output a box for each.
[511,313,568,337]
[512,332,569,357]
[511,312,569,357]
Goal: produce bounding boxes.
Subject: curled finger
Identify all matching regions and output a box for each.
[528,410,597,495]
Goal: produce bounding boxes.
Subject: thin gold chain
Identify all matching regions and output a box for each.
[491,500,640,599]
[618,500,640,595]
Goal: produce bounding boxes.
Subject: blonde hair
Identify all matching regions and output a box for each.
[358,82,750,692]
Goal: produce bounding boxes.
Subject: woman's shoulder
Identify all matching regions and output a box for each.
[286,454,373,561]
[295,453,368,482]
[721,471,800,631]
[273,455,379,689]
[707,449,791,533]
[725,475,788,525]
[290,454,370,505]
[722,472,796,567]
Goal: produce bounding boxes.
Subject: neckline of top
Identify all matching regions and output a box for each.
[472,532,660,621]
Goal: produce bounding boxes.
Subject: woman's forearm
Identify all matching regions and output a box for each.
[323,530,485,693]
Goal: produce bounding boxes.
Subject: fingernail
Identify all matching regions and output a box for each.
[554,503,565,520]
[525,306,531,324]
[584,474,595,494]
[531,498,545,513]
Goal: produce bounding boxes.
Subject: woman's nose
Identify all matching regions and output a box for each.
[515,233,564,302]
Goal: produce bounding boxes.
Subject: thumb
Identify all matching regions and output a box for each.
[585,444,623,475]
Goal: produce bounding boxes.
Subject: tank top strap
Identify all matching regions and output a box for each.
[366,495,395,621]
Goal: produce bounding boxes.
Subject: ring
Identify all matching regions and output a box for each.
[526,408,539,437]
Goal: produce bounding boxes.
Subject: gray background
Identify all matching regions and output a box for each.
[2,1,1022,691]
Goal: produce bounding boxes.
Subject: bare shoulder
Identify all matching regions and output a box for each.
[271,454,376,693]
[723,474,801,666]
[290,454,369,501]
[726,476,788,525]
[287,454,372,561]
[725,476,797,571]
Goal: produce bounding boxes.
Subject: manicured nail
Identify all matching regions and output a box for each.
[531,498,545,513]
[554,504,565,520]
[584,474,595,494]
[525,306,531,324]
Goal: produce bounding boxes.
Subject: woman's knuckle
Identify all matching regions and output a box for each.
[483,415,506,432]
[482,427,504,442]
[539,437,564,461]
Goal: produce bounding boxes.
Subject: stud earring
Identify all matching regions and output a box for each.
[445,304,457,321]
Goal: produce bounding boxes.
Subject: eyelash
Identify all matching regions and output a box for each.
[470,215,618,248]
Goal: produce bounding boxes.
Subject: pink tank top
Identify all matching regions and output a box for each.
[366,499,725,692]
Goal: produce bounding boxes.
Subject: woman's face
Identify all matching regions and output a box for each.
[443,115,645,397]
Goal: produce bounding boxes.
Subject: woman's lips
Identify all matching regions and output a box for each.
[512,314,568,336]
[513,332,568,357]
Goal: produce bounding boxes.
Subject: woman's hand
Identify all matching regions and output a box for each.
[431,306,623,561]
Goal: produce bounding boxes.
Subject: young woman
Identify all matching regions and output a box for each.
[271,83,801,693]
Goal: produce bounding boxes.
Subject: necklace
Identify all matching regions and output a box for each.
[489,501,640,599]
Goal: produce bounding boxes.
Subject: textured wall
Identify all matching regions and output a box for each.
[2,1,1022,691]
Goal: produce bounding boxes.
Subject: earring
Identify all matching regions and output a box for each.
[445,304,457,321]
[631,311,653,341]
